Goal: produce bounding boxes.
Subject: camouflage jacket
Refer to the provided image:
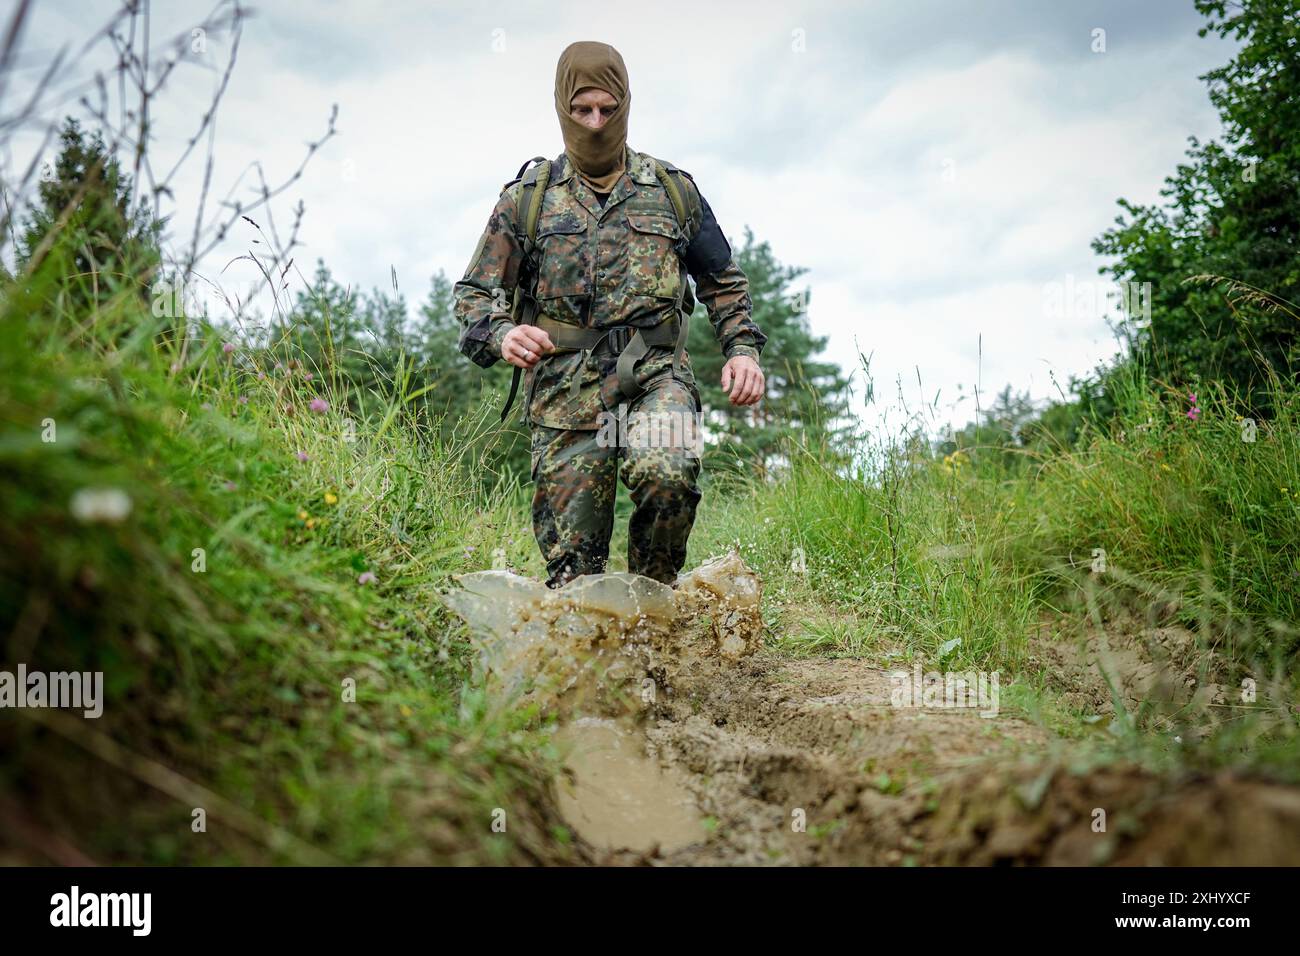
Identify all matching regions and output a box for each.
[454,146,766,430]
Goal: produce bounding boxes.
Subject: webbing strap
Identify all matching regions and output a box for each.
[501,362,524,421]
[519,160,549,253]
[532,317,680,405]
[654,160,695,387]
[615,332,651,402]
[499,158,550,421]
[536,316,678,352]
[654,162,697,241]
[671,278,690,382]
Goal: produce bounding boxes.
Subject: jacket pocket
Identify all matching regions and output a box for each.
[534,214,589,299]
[625,212,682,299]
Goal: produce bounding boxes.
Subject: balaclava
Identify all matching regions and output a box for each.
[554,41,629,193]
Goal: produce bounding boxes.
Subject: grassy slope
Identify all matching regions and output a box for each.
[0,284,572,864]
[688,370,1300,781]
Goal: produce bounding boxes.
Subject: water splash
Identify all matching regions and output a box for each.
[443,551,763,714]
[442,552,764,855]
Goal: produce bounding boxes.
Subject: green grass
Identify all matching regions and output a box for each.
[690,437,1037,671]
[1005,372,1300,651]
[0,263,569,864]
[689,363,1300,781]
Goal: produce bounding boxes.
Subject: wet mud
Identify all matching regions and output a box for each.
[444,554,1300,865]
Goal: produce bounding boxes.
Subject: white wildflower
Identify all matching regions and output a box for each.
[70,487,133,524]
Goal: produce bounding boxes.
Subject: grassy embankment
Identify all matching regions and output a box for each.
[689,363,1300,780]
[0,264,567,864]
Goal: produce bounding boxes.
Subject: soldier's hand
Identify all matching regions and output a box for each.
[502,325,555,369]
[721,355,765,406]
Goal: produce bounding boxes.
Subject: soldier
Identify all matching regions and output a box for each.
[455,40,766,588]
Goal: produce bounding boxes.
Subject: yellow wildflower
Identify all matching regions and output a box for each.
[940,450,970,476]
[324,491,338,506]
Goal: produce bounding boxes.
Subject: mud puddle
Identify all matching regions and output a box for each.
[444,551,764,856]
[553,717,705,853]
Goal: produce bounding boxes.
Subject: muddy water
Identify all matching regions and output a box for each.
[443,552,764,855]
[553,717,705,853]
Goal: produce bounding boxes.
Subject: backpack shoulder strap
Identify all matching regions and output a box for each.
[647,158,700,385]
[514,156,552,249]
[508,155,552,306]
[498,156,551,422]
[651,159,701,245]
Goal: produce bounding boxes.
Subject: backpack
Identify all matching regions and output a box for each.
[499,153,698,420]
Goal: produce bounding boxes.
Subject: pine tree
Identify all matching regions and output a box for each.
[19,117,163,324]
[688,228,853,476]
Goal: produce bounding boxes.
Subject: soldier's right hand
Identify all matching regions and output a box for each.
[502,325,555,369]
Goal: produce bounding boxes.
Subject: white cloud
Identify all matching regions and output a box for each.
[4,0,1232,432]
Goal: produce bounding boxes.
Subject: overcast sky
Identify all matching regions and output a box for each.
[5,0,1235,433]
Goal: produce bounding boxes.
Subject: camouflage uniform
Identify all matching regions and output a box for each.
[455,146,766,586]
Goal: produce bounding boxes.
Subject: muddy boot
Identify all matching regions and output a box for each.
[545,553,603,589]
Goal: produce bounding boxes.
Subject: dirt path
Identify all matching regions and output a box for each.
[576,644,1300,866]
[448,557,1300,866]
[596,650,1046,865]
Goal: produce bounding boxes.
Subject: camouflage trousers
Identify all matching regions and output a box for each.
[530,372,703,588]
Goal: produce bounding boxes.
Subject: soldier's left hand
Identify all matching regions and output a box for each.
[721,355,764,406]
